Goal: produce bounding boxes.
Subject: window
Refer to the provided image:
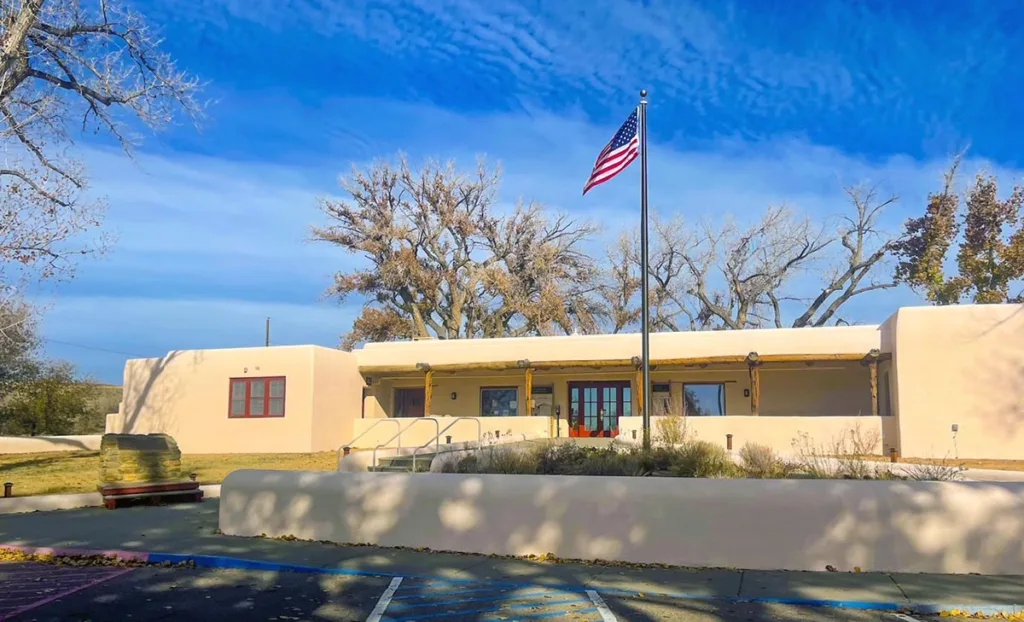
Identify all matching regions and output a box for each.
[395,388,426,417]
[229,377,286,418]
[683,383,725,417]
[480,387,519,417]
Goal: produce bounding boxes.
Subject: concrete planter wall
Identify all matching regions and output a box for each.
[219,470,1024,575]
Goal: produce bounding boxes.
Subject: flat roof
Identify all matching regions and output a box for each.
[353,324,884,370]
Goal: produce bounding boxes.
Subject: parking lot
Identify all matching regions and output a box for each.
[2,560,921,622]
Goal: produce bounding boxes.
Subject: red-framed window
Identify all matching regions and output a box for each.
[229,377,286,418]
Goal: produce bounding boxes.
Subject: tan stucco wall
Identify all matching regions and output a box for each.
[892,304,1024,460]
[310,347,366,452]
[0,435,102,454]
[355,324,883,368]
[220,470,1024,574]
[619,415,894,455]
[115,346,362,454]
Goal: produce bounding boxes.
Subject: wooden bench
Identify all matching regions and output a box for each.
[100,481,203,510]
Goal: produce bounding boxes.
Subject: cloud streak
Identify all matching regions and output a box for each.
[41,96,1023,382]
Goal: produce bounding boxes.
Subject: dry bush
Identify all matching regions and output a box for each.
[671,440,736,478]
[903,456,966,482]
[791,425,886,479]
[654,413,691,447]
[739,442,795,478]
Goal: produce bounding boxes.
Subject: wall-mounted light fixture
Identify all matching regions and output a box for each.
[450,392,458,400]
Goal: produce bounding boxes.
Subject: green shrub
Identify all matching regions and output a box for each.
[454,454,479,473]
[484,447,539,474]
[739,442,793,478]
[670,440,736,478]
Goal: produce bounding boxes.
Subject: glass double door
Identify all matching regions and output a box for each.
[567,381,632,437]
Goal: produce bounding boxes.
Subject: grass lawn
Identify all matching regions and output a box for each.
[0,451,340,497]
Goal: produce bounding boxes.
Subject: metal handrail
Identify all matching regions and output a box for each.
[411,417,483,472]
[372,418,439,469]
[338,419,401,463]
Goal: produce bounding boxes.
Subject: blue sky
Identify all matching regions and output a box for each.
[35,0,1024,384]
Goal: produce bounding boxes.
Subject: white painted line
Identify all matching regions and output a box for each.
[586,589,618,622]
[366,576,403,622]
[888,615,922,622]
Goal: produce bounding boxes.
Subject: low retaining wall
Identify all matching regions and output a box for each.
[220,470,1024,575]
[618,416,895,456]
[0,435,102,454]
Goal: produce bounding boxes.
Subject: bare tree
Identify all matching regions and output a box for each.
[312,155,601,349]
[0,292,36,390]
[0,0,201,295]
[605,186,899,331]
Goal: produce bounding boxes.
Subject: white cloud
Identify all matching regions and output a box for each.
[38,295,356,382]
[37,97,1023,382]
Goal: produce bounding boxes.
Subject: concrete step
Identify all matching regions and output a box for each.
[366,465,414,473]
[367,457,434,473]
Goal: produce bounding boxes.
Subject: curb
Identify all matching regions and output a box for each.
[2,545,1021,617]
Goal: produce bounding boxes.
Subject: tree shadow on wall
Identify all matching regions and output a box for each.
[116,349,204,484]
[214,472,1024,621]
[967,305,1024,441]
[120,349,204,434]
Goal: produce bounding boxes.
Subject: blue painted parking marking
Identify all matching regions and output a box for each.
[381,576,607,621]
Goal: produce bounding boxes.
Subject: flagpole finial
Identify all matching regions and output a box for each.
[640,89,647,98]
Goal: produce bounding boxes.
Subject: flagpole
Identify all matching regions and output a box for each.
[639,89,651,450]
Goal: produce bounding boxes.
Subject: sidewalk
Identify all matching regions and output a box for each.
[0,500,1022,616]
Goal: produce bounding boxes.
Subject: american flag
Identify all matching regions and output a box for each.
[582,108,640,196]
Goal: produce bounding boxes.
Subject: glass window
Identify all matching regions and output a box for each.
[481,387,519,417]
[683,383,726,416]
[229,377,286,418]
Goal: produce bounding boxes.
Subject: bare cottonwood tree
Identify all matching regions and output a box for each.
[313,156,601,349]
[604,185,899,331]
[0,0,201,331]
[892,155,1024,304]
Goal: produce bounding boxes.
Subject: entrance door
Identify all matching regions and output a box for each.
[394,388,425,417]
[567,381,631,437]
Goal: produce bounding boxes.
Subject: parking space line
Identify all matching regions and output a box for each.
[389,591,580,611]
[386,597,591,621]
[0,567,133,622]
[586,590,618,622]
[367,576,404,622]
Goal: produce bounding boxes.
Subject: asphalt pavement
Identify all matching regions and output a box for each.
[0,500,1022,621]
[3,561,920,621]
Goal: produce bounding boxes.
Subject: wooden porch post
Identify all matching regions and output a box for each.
[525,367,534,416]
[746,352,761,416]
[865,349,880,417]
[424,370,434,417]
[632,356,644,420]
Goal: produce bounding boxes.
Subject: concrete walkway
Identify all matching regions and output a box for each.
[0,484,221,515]
[0,500,1022,616]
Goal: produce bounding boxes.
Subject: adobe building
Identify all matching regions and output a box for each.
[105,304,1024,460]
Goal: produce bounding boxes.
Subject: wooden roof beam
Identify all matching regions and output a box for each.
[360,351,891,375]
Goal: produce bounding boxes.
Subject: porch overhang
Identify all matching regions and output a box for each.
[358,351,892,375]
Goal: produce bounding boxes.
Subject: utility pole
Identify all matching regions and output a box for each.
[265,317,271,347]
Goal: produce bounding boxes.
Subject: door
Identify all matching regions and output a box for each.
[394,388,425,418]
[567,381,631,437]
